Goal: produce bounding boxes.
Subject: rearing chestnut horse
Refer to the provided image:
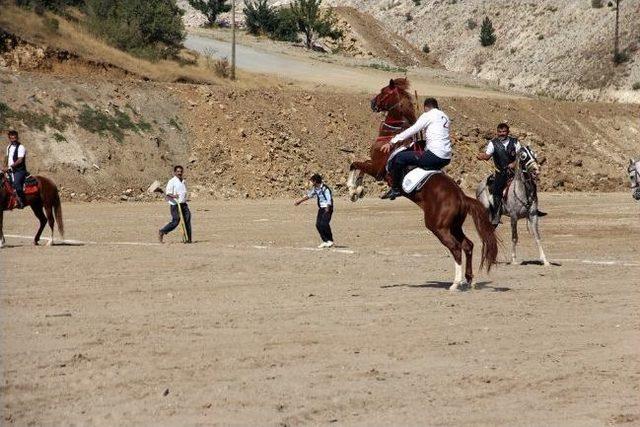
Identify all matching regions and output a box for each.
[347,78,417,201]
[347,78,498,290]
[0,173,64,247]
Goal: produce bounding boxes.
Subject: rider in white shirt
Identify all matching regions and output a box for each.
[3,130,28,208]
[381,98,451,200]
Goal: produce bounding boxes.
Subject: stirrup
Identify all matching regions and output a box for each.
[381,188,401,200]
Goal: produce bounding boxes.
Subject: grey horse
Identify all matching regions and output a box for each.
[476,146,550,266]
[628,159,640,201]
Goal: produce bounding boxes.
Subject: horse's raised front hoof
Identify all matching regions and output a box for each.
[349,193,359,202]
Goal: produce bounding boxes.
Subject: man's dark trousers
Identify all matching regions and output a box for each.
[492,170,510,220]
[160,203,192,241]
[11,169,27,205]
[316,207,333,242]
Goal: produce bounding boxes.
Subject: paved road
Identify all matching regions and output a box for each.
[185,33,519,99]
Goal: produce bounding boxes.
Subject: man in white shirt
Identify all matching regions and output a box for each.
[380,98,452,200]
[2,130,28,208]
[294,173,335,248]
[159,165,191,243]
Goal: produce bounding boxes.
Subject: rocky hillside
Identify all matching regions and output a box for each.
[189,0,639,102]
[2,69,638,203]
[323,0,640,103]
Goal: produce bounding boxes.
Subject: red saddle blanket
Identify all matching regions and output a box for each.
[24,175,39,195]
[2,174,39,210]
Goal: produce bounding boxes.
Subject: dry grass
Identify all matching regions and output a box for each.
[0,4,232,85]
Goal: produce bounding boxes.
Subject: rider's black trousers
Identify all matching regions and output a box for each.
[11,169,27,203]
[391,150,450,188]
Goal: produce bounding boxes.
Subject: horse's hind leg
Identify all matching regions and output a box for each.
[0,210,5,248]
[529,214,550,266]
[44,204,56,246]
[31,202,47,246]
[454,227,475,289]
[434,228,464,291]
[510,216,519,265]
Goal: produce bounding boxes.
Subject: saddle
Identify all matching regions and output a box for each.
[2,173,39,210]
[24,175,39,195]
[486,174,514,202]
[402,168,442,194]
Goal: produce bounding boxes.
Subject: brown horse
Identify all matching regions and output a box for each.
[347,78,498,290]
[347,78,417,201]
[0,173,64,247]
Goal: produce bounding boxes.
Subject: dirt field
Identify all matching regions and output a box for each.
[1,193,639,425]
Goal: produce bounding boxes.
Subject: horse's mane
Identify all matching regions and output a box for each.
[391,78,415,119]
[392,78,411,95]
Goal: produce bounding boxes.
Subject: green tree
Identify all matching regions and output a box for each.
[244,0,277,35]
[244,0,299,42]
[187,0,231,27]
[289,0,342,49]
[479,16,496,47]
[86,0,185,59]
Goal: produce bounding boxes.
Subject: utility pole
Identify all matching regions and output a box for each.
[614,0,621,63]
[231,0,236,80]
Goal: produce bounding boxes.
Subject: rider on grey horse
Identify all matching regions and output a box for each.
[477,123,521,225]
[629,159,640,201]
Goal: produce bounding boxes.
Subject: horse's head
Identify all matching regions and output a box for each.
[629,159,640,200]
[370,78,413,115]
[518,146,540,178]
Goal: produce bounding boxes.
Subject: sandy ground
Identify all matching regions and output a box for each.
[1,193,639,426]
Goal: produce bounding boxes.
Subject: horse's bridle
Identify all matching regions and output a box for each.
[513,147,540,208]
[629,160,640,200]
[373,87,403,113]
[629,161,639,188]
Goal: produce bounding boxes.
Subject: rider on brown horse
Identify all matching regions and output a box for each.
[3,130,27,209]
[380,98,451,200]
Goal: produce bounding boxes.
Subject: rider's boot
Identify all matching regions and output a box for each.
[491,198,502,226]
[15,191,25,209]
[381,172,403,200]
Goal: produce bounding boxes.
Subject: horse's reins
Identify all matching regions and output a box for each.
[511,153,538,209]
[376,88,404,114]
[629,163,640,188]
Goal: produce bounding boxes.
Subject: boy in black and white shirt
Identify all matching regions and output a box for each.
[294,174,334,248]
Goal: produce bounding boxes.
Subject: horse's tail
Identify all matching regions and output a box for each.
[52,190,64,239]
[464,196,498,272]
[37,176,64,239]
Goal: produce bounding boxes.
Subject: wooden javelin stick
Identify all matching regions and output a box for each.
[414,90,424,143]
[176,202,189,243]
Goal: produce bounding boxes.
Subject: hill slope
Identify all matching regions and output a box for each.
[2,70,638,202]
[323,0,640,102]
